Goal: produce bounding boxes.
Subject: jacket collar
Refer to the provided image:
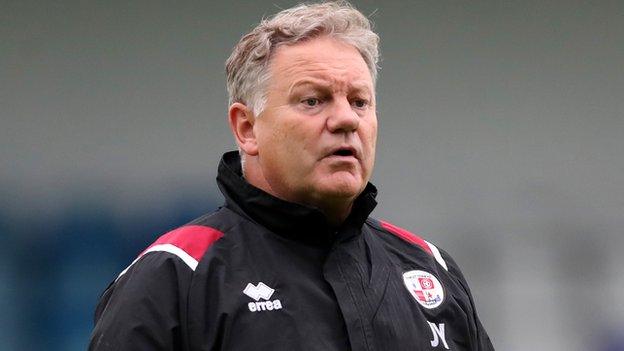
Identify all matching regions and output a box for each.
[216,151,378,246]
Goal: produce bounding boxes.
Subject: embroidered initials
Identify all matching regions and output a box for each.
[427,321,449,349]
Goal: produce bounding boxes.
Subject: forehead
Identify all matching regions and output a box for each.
[267,37,373,90]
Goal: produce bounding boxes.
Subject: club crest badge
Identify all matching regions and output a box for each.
[402,270,444,309]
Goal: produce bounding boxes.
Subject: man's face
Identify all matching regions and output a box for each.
[253,36,377,209]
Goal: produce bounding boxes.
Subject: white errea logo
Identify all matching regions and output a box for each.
[243,282,283,312]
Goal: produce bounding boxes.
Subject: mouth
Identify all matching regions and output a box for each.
[328,146,358,159]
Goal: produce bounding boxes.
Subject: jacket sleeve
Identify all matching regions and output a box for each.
[88,252,193,351]
[441,249,495,351]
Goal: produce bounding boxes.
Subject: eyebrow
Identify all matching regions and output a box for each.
[287,79,330,95]
[288,79,372,96]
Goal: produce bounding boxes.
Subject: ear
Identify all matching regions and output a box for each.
[228,102,259,156]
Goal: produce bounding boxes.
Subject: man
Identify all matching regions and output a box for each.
[89,2,494,350]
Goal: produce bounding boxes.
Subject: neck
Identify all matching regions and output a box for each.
[315,200,354,226]
[243,156,355,226]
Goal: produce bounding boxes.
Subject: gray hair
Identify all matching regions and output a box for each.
[225,1,380,116]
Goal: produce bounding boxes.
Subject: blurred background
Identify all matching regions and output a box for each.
[1,0,623,350]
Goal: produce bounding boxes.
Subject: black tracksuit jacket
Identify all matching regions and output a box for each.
[89,151,494,350]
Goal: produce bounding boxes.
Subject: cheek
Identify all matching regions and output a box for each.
[370,124,378,148]
[362,121,378,151]
[268,121,312,164]
[284,120,320,152]
[259,119,292,151]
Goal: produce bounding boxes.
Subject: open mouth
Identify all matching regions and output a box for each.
[329,146,357,159]
[333,148,355,157]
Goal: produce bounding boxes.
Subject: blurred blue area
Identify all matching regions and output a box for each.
[1,194,220,351]
[598,327,624,351]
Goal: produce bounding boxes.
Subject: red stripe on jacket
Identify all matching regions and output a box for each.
[379,220,432,255]
[143,225,224,262]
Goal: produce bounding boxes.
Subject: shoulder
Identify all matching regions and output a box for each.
[118,224,225,279]
[91,224,226,349]
[113,207,238,285]
[366,217,478,294]
[94,224,226,318]
[366,218,449,271]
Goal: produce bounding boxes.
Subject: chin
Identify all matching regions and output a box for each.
[318,177,365,199]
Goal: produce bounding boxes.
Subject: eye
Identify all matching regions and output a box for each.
[352,98,369,109]
[302,97,320,107]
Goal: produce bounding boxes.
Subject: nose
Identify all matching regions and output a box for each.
[326,97,360,133]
